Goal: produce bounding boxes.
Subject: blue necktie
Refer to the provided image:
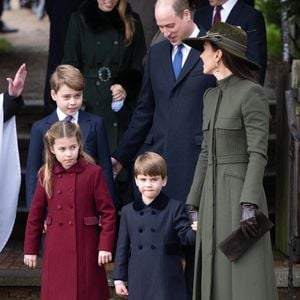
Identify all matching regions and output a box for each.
[173,44,183,79]
[65,115,73,122]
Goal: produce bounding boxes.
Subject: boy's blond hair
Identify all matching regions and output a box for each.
[134,152,167,179]
[50,64,84,92]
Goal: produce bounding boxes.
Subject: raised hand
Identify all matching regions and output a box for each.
[7,63,27,97]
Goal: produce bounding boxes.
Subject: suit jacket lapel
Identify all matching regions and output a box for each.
[175,27,206,84]
[159,42,176,85]
[78,111,90,143]
[226,0,243,24]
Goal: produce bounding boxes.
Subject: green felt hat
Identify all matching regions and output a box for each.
[183,22,261,70]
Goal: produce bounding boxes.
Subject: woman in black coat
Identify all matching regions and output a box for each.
[63,0,147,206]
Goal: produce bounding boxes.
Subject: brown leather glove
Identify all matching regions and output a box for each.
[240,203,258,240]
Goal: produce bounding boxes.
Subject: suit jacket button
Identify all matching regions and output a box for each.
[139,228,143,233]
[151,245,156,250]
[138,245,143,250]
[140,212,144,216]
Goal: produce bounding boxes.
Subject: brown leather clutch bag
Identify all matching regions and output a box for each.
[218,211,273,262]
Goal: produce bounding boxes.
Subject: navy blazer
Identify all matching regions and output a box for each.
[194,0,267,85]
[113,33,215,202]
[25,110,117,208]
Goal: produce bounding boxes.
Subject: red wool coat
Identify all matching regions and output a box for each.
[24,159,116,300]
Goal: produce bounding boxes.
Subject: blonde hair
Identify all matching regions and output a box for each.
[50,64,84,92]
[117,0,136,45]
[41,121,95,198]
[134,152,167,179]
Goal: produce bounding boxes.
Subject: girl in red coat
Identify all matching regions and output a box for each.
[24,121,116,300]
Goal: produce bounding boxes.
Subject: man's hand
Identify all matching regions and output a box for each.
[111,157,123,179]
[115,281,129,298]
[7,63,27,97]
[24,254,37,268]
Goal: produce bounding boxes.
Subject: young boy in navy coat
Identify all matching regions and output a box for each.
[113,152,197,300]
[26,64,117,209]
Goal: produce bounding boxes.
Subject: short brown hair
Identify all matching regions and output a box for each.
[155,0,190,18]
[50,64,84,92]
[134,152,167,179]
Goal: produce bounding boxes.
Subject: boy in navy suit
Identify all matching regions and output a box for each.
[113,152,197,300]
[26,64,117,209]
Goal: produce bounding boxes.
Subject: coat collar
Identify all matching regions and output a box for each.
[53,158,87,175]
[79,0,132,33]
[133,192,170,211]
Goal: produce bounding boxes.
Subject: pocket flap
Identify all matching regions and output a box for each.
[215,118,242,130]
[84,216,99,226]
[202,118,210,131]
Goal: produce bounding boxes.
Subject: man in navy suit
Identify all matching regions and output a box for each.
[26,65,116,209]
[112,0,215,298]
[194,0,267,85]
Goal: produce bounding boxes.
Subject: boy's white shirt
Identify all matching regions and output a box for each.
[0,93,21,252]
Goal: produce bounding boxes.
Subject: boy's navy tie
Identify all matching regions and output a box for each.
[64,115,73,122]
[173,44,184,79]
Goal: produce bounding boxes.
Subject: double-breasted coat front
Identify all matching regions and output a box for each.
[186,75,278,300]
[24,159,116,300]
[113,193,196,300]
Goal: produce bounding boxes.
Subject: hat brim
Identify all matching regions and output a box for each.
[183,36,261,71]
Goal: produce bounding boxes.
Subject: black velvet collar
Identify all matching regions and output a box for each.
[133,192,170,211]
[80,0,132,33]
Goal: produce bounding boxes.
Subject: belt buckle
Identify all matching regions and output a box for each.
[98,66,111,82]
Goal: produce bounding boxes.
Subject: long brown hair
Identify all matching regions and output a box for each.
[210,42,257,83]
[117,0,135,45]
[41,121,95,198]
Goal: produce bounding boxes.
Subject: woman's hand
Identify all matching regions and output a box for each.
[98,250,112,266]
[110,84,127,101]
[240,203,258,239]
[24,254,37,268]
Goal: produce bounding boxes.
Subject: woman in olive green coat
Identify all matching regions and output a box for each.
[184,23,278,300]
